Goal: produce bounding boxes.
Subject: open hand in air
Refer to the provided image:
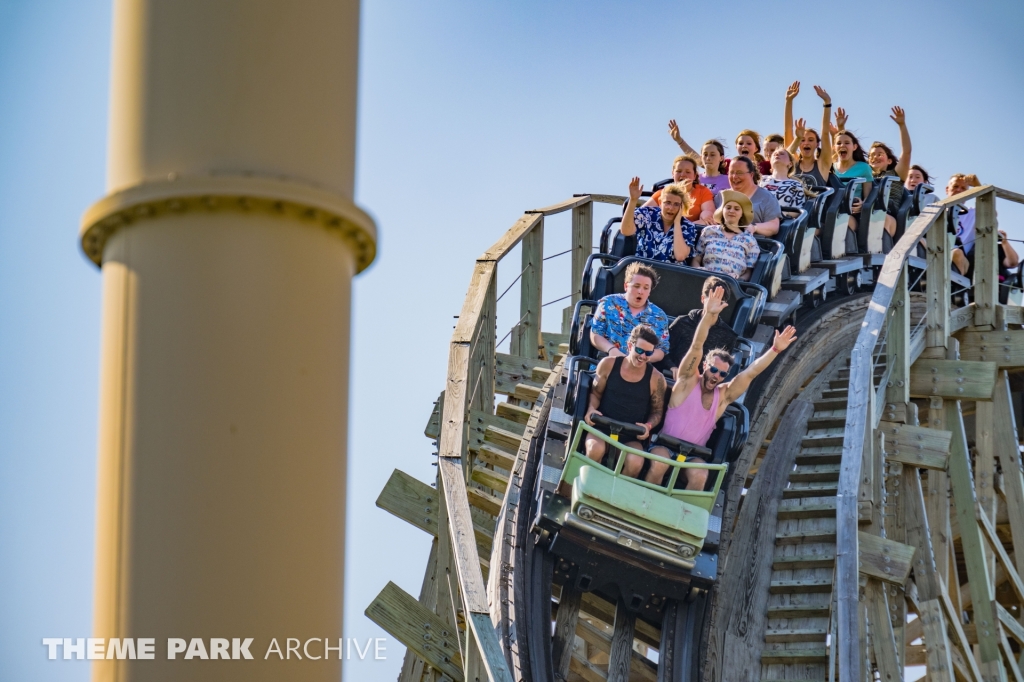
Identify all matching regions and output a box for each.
[703,285,728,317]
[628,177,643,202]
[786,81,800,101]
[774,325,797,352]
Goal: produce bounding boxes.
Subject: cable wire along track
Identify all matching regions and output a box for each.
[367,185,1024,682]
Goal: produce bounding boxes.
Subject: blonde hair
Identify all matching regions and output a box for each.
[772,148,797,178]
[952,173,981,187]
[736,129,765,163]
[661,183,693,212]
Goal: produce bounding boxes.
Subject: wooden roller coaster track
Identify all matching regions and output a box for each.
[367,184,1024,682]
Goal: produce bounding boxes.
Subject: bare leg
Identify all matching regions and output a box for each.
[952,248,969,276]
[646,445,673,485]
[685,457,708,491]
[583,433,607,464]
[884,213,896,237]
[619,440,645,478]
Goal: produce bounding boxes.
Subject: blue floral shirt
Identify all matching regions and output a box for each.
[590,294,670,353]
[633,206,697,263]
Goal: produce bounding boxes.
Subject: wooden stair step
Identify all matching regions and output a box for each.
[514,383,542,402]
[775,529,836,545]
[484,425,524,453]
[471,465,509,494]
[767,603,830,619]
[472,443,516,471]
[777,503,836,519]
[496,401,533,425]
[789,464,841,483]
[828,378,852,389]
[821,389,848,399]
[805,415,847,429]
[813,398,850,411]
[801,434,844,448]
[794,451,843,465]
[531,366,554,383]
[770,578,833,593]
[764,628,828,643]
[772,554,836,570]
[760,648,829,664]
[783,482,839,498]
[467,486,504,516]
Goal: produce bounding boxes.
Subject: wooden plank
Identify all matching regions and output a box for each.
[950,304,975,334]
[980,512,1024,604]
[425,390,444,439]
[515,218,544,359]
[858,531,916,585]
[466,486,502,517]
[998,603,1024,645]
[706,399,815,680]
[946,400,1004,666]
[997,305,1024,326]
[905,468,942,600]
[397,540,439,682]
[527,195,592,216]
[995,187,1024,204]
[471,465,508,494]
[909,359,997,399]
[439,342,470,461]
[572,201,594,305]
[479,212,543,262]
[927,211,951,347]
[999,624,1024,682]
[574,617,657,682]
[578,594,661,649]
[570,651,608,682]
[553,585,583,682]
[959,331,1024,367]
[867,579,901,681]
[886,265,911,405]
[879,420,951,470]
[939,585,986,682]
[466,611,514,682]
[365,581,465,681]
[606,600,636,682]
[437,458,489,613]
[496,401,532,425]
[919,598,956,682]
[453,261,497,343]
[992,372,1024,583]
[584,193,628,206]
[376,469,439,537]
[973,192,998,327]
[542,332,571,361]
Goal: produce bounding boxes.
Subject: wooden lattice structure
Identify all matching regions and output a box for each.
[367,185,1024,682]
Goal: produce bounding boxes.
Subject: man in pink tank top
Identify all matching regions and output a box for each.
[649,286,797,489]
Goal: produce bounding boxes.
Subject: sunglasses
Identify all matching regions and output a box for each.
[632,346,655,357]
[706,365,730,376]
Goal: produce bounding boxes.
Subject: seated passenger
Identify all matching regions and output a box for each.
[999,230,1020,304]
[759,148,807,210]
[867,106,912,237]
[784,82,833,187]
[715,156,782,237]
[643,155,715,224]
[832,128,874,252]
[734,129,772,176]
[583,325,667,482]
[692,191,760,281]
[947,173,982,276]
[590,261,670,362]
[665,277,739,374]
[905,164,930,192]
[621,176,697,263]
[648,289,797,489]
[763,133,785,161]
[666,122,731,196]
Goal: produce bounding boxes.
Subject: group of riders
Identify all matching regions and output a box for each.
[578,81,1020,490]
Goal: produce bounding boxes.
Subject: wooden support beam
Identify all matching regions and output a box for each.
[959,331,1024,367]
[572,201,593,305]
[909,359,997,399]
[552,585,583,682]
[991,373,1024,584]
[919,598,956,682]
[515,218,544,359]
[573,617,657,682]
[377,469,441,537]
[974,192,998,328]
[365,581,465,682]
[947,399,1005,670]
[927,211,952,348]
[886,264,911,405]
[858,531,916,585]
[867,579,902,681]
[606,600,637,682]
[939,583,986,682]
[979,512,1024,604]
[879,420,951,470]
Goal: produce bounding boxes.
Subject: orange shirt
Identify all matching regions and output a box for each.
[652,184,715,221]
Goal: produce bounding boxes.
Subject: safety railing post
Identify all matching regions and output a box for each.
[885,263,910,407]
[926,209,951,348]
[571,200,593,305]
[973,191,998,327]
[516,220,544,359]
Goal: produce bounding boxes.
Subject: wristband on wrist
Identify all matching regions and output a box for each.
[823,103,832,108]
[771,345,781,353]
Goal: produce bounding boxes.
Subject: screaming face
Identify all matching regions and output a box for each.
[701,356,730,391]
[625,274,653,309]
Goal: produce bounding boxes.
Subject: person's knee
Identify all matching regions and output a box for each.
[686,457,708,489]
[884,214,896,236]
[646,461,669,484]
[622,454,644,477]
[585,437,606,462]
[649,445,671,459]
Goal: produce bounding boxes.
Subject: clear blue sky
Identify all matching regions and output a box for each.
[2,1,1022,680]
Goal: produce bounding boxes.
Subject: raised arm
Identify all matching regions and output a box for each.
[645,372,668,436]
[784,81,800,147]
[676,287,727,381]
[620,177,643,237]
[724,326,797,403]
[788,117,806,156]
[814,86,833,177]
[890,106,912,180]
[1002,231,1020,268]
[668,119,699,159]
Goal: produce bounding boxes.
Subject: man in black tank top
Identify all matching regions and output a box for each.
[584,325,667,481]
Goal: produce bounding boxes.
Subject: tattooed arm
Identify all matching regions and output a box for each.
[642,372,667,438]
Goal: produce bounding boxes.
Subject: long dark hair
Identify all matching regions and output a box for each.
[870,141,898,173]
[835,130,867,164]
[702,139,728,174]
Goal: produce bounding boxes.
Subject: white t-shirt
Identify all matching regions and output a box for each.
[759,177,806,210]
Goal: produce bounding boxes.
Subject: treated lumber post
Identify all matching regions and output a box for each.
[867,579,901,681]
[607,600,637,682]
[974,191,998,328]
[468,274,497,416]
[398,540,439,682]
[976,396,999,585]
[886,264,911,406]
[946,399,1005,675]
[571,200,593,305]
[516,219,544,359]
[552,586,583,681]
[927,209,951,348]
[992,372,1024,581]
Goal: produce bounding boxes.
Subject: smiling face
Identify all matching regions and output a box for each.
[947,176,970,197]
[834,133,857,161]
[660,191,684,222]
[701,355,731,391]
[905,168,927,191]
[736,135,758,157]
[868,145,892,173]
[722,200,744,229]
[624,274,653,309]
[799,130,819,158]
[727,160,754,190]
[627,337,656,367]
[701,143,723,173]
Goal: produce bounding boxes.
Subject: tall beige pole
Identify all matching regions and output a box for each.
[81,1,375,680]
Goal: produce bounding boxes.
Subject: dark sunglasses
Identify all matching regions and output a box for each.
[632,346,655,357]
[707,365,730,376]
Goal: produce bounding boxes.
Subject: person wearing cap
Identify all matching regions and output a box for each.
[691,189,760,281]
[715,156,782,236]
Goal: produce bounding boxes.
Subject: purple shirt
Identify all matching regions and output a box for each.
[700,174,731,196]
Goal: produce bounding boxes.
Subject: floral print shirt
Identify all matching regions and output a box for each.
[695,225,760,279]
[590,294,670,353]
[632,206,697,263]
